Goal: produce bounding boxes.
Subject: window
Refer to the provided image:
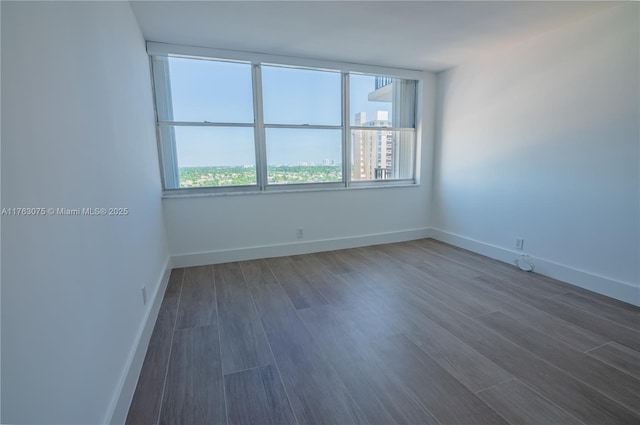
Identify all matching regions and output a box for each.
[265,128,342,184]
[350,74,417,181]
[152,56,256,189]
[262,66,343,185]
[150,44,420,193]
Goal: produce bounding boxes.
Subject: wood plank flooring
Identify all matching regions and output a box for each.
[127,239,640,425]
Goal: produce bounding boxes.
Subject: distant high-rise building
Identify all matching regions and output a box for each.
[352,111,394,180]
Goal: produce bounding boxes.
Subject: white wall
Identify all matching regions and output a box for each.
[1,2,170,424]
[164,73,436,266]
[432,3,639,305]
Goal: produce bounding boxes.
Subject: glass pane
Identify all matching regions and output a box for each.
[349,74,416,128]
[351,129,415,181]
[153,56,254,123]
[262,66,341,125]
[265,129,342,184]
[170,126,256,188]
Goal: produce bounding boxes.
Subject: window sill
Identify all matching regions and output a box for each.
[161,182,419,199]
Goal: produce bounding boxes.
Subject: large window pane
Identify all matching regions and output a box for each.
[351,129,415,181]
[262,66,341,125]
[350,74,416,128]
[266,129,342,184]
[153,57,254,123]
[171,126,256,188]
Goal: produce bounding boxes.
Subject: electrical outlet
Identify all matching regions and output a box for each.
[516,238,524,251]
[141,286,147,305]
[296,228,304,239]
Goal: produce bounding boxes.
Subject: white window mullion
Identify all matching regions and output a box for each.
[252,63,267,190]
[263,124,342,130]
[342,72,351,188]
[413,79,423,183]
[157,121,255,128]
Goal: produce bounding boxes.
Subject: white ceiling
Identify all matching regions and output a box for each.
[130,1,619,71]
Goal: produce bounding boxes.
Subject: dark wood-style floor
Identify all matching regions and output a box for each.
[126,239,640,425]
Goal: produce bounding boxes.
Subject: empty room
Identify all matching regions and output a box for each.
[1,1,639,424]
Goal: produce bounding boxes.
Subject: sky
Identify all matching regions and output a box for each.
[164,56,396,167]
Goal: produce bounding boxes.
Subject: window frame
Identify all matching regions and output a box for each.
[148,42,423,195]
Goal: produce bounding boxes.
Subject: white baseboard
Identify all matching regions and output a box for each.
[105,256,173,425]
[172,228,433,268]
[430,228,640,307]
